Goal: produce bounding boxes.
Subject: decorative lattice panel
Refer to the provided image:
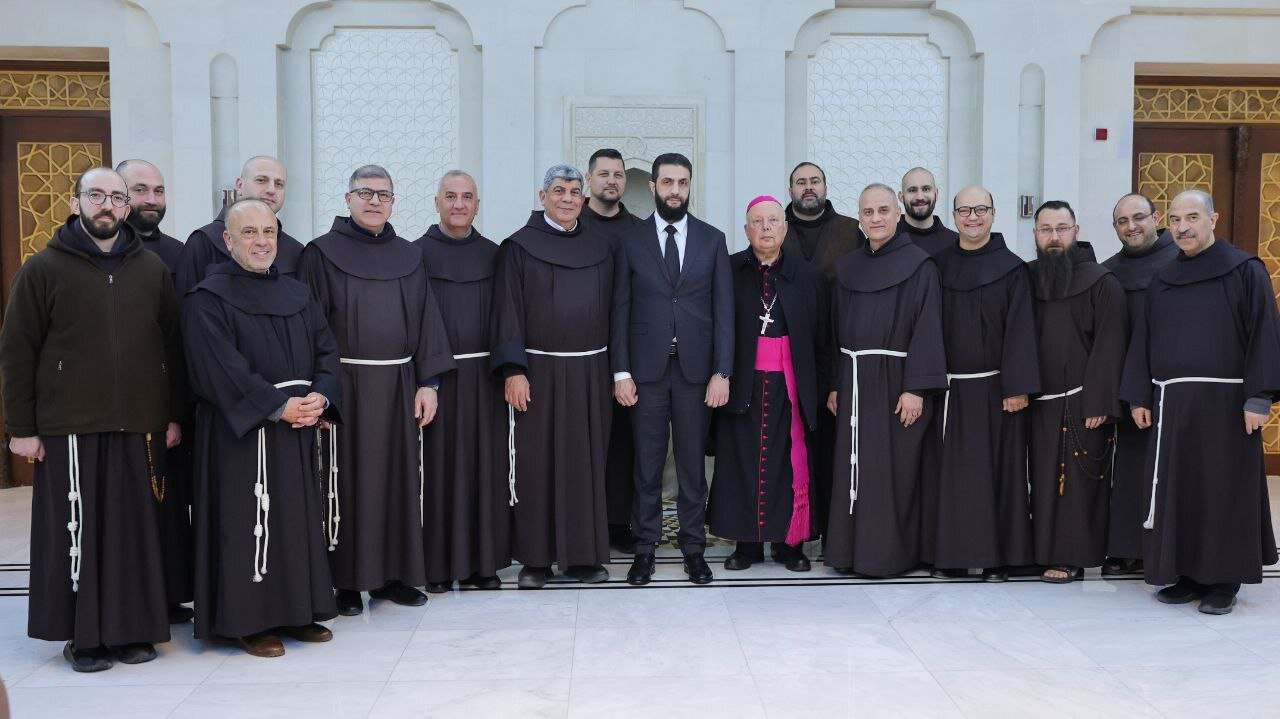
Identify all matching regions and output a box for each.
[1136,153,1213,220]
[0,71,109,111]
[17,142,103,263]
[1135,86,1280,124]
[1258,154,1280,455]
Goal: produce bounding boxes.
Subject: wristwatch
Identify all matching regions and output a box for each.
[717,373,730,380]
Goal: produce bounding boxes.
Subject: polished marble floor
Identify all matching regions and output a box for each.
[2,483,1280,718]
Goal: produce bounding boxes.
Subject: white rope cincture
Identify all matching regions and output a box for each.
[839,348,908,513]
[1035,386,1084,402]
[340,355,413,366]
[942,370,1001,438]
[1143,376,1243,530]
[252,426,270,582]
[326,424,340,551]
[418,426,425,527]
[505,346,608,507]
[66,434,82,592]
[453,351,491,360]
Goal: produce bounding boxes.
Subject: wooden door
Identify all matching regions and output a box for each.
[0,63,110,487]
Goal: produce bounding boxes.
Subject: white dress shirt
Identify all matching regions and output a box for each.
[615,214,690,383]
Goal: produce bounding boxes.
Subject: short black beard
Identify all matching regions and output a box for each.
[906,200,935,222]
[82,213,123,240]
[654,190,689,223]
[1120,232,1159,256]
[795,194,824,214]
[1034,243,1079,300]
[126,207,165,235]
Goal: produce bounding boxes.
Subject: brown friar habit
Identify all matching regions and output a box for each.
[707,248,830,543]
[897,215,959,258]
[299,217,456,591]
[0,217,182,649]
[1028,241,1127,569]
[414,225,511,583]
[176,205,304,297]
[784,200,863,536]
[184,262,341,639]
[825,233,948,576]
[491,211,614,569]
[580,202,643,531]
[140,228,195,608]
[925,233,1040,570]
[1101,231,1179,560]
[1122,239,1280,585]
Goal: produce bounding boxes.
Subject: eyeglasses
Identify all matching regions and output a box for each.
[78,190,130,207]
[749,217,783,230]
[954,205,992,218]
[1113,212,1151,228]
[351,187,394,202]
[1035,225,1076,236]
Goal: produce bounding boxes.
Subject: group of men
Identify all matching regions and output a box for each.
[1,147,1276,674]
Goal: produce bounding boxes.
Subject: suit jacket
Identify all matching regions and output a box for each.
[720,248,830,430]
[611,213,733,384]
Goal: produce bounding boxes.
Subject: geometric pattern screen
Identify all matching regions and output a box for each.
[17,142,103,264]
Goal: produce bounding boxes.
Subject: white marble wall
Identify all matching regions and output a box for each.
[4,0,1280,254]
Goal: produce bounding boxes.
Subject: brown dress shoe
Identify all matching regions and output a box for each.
[238,632,285,658]
[277,623,333,643]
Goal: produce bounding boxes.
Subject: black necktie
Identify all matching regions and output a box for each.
[664,225,680,284]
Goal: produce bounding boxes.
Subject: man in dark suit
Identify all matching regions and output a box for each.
[612,153,733,586]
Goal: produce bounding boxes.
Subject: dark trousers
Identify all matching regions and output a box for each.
[631,356,710,555]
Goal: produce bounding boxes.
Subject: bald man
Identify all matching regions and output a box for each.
[0,167,183,671]
[824,183,947,577]
[176,155,305,296]
[707,196,830,572]
[118,158,195,624]
[1123,189,1280,615]
[897,167,958,257]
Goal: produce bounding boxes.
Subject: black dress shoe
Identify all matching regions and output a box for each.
[1156,577,1207,605]
[277,623,333,642]
[335,589,364,616]
[609,524,638,554]
[1199,592,1237,615]
[982,567,1008,583]
[723,550,757,571]
[461,573,502,590]
[63,642,112,672]
[112,642,157,665]
[566,565,610,583]
[683,553,713,584]
[518,566,553,589]
[425,581,454,594]
[931,568,966,579]
[168,603,194,624]
[370,581,429,606]
[784,549,811,573]
[627,554,656,585]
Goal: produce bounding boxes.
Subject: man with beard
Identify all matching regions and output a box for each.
[783,161,862,542]
[492,164,614,589]
[784,162,863,281]
[300,165,455,614]
[579,148,643,554]
[613,152,732,586]
[1123,189,1280,615]
[897,167,958,257]
[0,167,183,671]
[184,199,342,657]
[825,183,947,577]
[118,159,194,625]
[1028,200,1127,583]
[925,186,1038,582]
[176,155,304,296]
[415,171,509,593]
[1100,193,1179,576]
[707,196,829,571]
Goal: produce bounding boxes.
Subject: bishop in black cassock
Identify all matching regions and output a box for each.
[708,196,829,571]
[1122,190,1280,614]
[825,184,947,577]
[184,199,341,657]
[1028,202,1127,583]
[176,156,303,296]
[1101,194,1179,574]
[299,167,456,614]
[415,170,510,592]
[120,158,194,622]
[926,186,1039,581]
[491,167,613,589]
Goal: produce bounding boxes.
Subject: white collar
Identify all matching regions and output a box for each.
[543,213,577,233]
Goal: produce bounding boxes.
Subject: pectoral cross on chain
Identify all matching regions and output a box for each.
[758,306,775,335]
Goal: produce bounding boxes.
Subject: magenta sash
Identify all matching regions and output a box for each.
[754,335,810,545]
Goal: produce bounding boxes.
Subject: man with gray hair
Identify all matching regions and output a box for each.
[490,163,615,588]
[299,164,456,614]
[176,155,304,296]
